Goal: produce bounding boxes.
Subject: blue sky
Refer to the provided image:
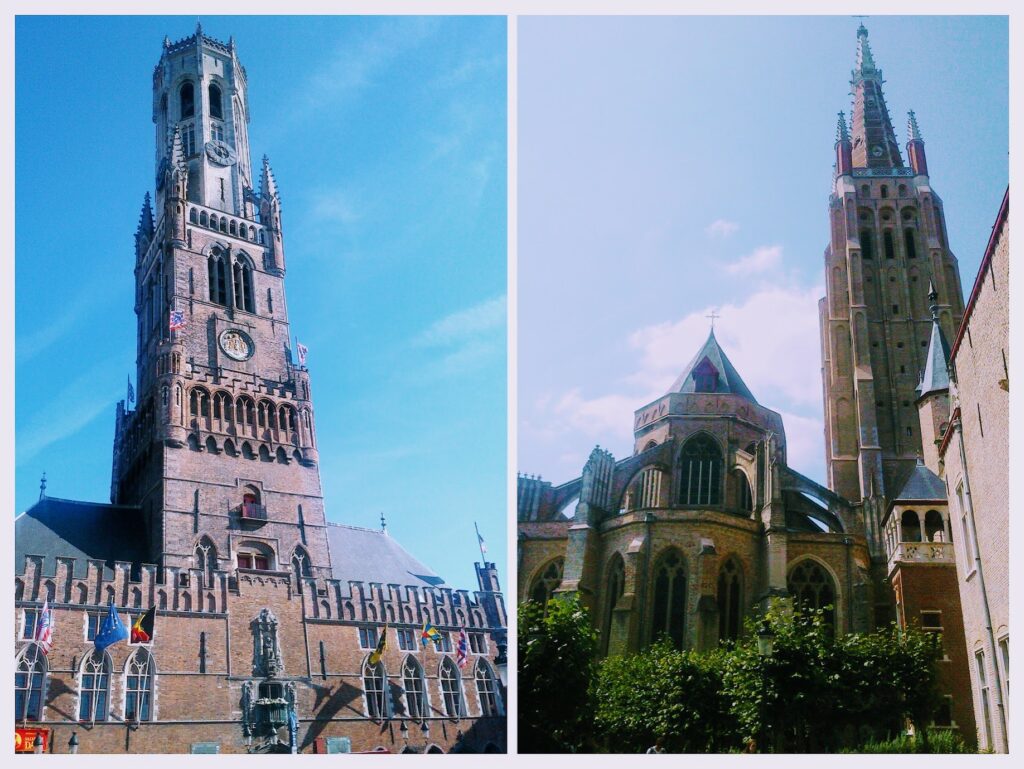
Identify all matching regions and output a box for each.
[518,15,1008,488]
[15,16,507,592]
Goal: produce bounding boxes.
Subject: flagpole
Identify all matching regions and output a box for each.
[475,521,486,563]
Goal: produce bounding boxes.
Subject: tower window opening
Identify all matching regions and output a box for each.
[861,185,870,198]
[678,434,722,506]
[884,230,895,259]
[860,230,874,259]
[211,122,224,142]
[651,549,687,648]
[880,185,888,199]
[208,83,223,120]
[208,250,228,306]
[220,179,226,203]
[904,229,917,259]
[892,304,899,315]
[182,123,196,156]
[180,82,194,118]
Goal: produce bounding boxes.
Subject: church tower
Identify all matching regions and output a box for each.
[819,25,965,510]
[112,26,331,579]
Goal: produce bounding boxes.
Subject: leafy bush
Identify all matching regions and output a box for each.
[840,729,974,754]
[518,596,598,753]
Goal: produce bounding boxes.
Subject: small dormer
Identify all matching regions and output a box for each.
[691,357,720,393]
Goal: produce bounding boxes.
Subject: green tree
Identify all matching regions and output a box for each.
[518,595,598,753]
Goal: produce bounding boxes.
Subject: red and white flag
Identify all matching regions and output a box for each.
[456,628,469,669]
[296,341,308,366]
[34,600,54,654]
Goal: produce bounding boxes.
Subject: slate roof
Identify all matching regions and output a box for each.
[15,497,150,579]
[326,523,447,588]
[669,329,758,403]
[917,316,952,399]
[894,459,947,502]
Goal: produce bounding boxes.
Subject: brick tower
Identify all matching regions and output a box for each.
[819,25,965,517]
[111,24,332,580]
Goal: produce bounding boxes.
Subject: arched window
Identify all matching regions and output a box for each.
[241,486,262,520]
[291,546,311,593]
[439,657,464,718]
[125,648,154,722]
[194,537,217,588]
[236,540,273,571]
[208,83,223,120]
[189,207,198,224]
[925,510,945,542]
[233,258,255,313]
[787,560,836,629]
[602,554,625,655]
[180,82,194,118]
[883,230,895,259]
[529,558,563,609]
[475,660,503,717]
[860,229,874,259]
[200,211,208,227]
[402,656,428,721]
[651,549,687,648]
[901,510,922,542]
[362,659,389,719]
[735,470,753,512]
[79,650,112,722]
[624,467,663,511]
[678,435,722,506]
[904,228,917,259]
[717,560,742,642]
[16,644,47,721]
[208,249,227,306]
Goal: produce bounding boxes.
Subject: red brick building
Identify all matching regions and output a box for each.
[14,26,506,755]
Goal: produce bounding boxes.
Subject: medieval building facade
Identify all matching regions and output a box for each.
[517,24,998,748]
[15,27,506,755]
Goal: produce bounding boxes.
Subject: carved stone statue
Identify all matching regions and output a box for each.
[252,608,283,677]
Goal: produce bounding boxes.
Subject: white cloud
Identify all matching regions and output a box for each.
[724,245,783,275]
[706,218,740,238]
[530,281,827,475]
[310,190,363,225]
[415,295,506,347]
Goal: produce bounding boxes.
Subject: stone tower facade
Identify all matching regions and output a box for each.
[111,25,331,580]
[819,25,965,509]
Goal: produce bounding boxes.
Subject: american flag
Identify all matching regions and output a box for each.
[33,600,54,654]
[169,309,186,331]
[456,628,469,669]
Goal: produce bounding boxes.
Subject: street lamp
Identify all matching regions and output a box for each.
[494,637,508,689]
[68,733,79,754]
[33,733,44,754]
[757,620,775,657]
[399,719,409,746]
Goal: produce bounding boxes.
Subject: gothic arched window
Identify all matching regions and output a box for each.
[735,470,753,512]
[602,554,625,655]
[208,83,223,120]
[194,537,217,588]
[402,656,428,721]
[717,559,742,642]
[475,660,503,717]
[529,558,564,610]
[16,644,47,721]
[233,257,255,313]
[651,549,687,648]
[291,546,311,593]
[125,648,154,722]
[208,249,227,306]
[904,228,917,259]
[439,657,464,718]
[180,82,194,118]
[787,560,836,629]
[901,510,922,542]
[883,229,895,259]
[678,434,722,506]
[79,650,112,722]
[362,659,389,720]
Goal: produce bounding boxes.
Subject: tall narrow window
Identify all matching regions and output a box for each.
[602,555,625,655]
[180,82,194,118]
[362,659,389,720]
[194,537,217,588]
[717,560,742,642]
[125,648,154,722]
[904,228,917,259]
[787,561,836,629]
[735,470,753,512]
[439,657,464,718]
[860,229,874,259]
[678,435,722,506]
[208,249,227,306]
[208,83,223,120]
[402,656,428,721]
[976,650,994,749]
[15,644,47,721]
[475,660,503,717]
[883,230,895,259]
[651,549,687,648]
[79,650,112,722]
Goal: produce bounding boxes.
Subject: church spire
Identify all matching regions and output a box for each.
[259,155,280,202]
[906,109,929,176]
[137,192,154,239]
[848,24,903,170]
[917,281,952,399]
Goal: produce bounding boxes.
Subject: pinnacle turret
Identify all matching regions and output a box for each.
[835,111,850,143]
[169,124,186,168]
[137,192,155,238]
[259,155,280,202]
[855,24,876,75]
[907,110,923,142]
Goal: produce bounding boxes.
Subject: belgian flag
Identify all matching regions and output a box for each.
[131,607,155,644]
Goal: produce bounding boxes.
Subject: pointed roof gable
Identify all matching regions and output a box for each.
[669,329,758,403]
[259,155,279,201]
[849,24,904,170]
[894,458,946,502]
[917,283,952,399]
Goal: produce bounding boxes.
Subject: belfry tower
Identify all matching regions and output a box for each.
[819,25,964,527]
[111,26,331,579]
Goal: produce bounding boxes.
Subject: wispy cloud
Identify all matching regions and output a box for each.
[17,291,110,363]
[706,218,740,238]
[310,189,363,225]
[724,244,782,275]
[18,362,122,464]
[415,295,506,347]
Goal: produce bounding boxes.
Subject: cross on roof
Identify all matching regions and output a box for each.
[706,310,720,329]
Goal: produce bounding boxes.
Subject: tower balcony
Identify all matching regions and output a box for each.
[235,502,268,525]
[888,540,954,570]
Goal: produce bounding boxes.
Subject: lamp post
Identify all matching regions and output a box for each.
[68,733,79,754]
[494,637,508,689]
[757,620,775,657]
[399,719,409,748]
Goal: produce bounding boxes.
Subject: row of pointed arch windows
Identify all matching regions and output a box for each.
[187,388,299,442]
[207,247,255,312]
[16,644,154,723]
[190,208,266,244]
[361,655,503,721]
[530,554,839,651]
[179,81,223,122]
[193,535,313,582]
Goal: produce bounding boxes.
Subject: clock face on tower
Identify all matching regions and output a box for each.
[871,144,885,158]
[219,328,255,361]
[205,139,237,166]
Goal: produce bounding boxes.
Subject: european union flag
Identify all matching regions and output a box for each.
[94,602,129,652]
